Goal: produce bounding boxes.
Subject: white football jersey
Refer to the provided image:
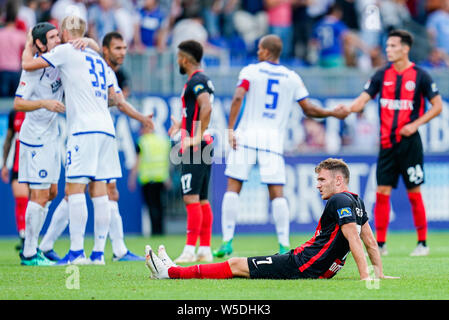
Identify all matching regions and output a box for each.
[235,61,309,153]
[42,44,115,136]
[16,62,63,145]
[107,65,122,95]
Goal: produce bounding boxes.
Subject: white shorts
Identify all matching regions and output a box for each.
[224,146,286,185]
[18,139,61,189]
[65,133,122,184]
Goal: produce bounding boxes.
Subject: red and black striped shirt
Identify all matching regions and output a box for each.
[293,192,369,279]
[180,70,214,153]
[7,110,25,173]
[364,63,439,149]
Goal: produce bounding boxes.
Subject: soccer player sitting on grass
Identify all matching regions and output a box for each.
[145,158,399,281]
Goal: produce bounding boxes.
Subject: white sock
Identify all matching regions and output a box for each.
[68,193,88,252]
[23,201,46,258]
[39,198,69,252]
[221,191,239,242]
[92,195,111,253]
[272,197,290,247]
[183,245,196,255]
[108,200,128,258]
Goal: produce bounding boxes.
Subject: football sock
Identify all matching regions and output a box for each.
[168,261,233,279]
[39,198,69,252]
[407,191,427,243]
[221,191,239,242]
[23,201,46,258]
[92,195,111,253]
[185,202,202,246]
[15,196,27,236]
[272,197,290,247]
[108,200,128,258]
[199,202,213,247]
[374,192,390,243]
[68,193,88,252]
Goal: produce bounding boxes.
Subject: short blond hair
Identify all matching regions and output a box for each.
[315,158,350,183]
[60,15,86,37]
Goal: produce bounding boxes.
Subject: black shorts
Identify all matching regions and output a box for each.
[180,143,213,200]
[377,132,424,189]
[247,251,307,280]
[10,170,18,184]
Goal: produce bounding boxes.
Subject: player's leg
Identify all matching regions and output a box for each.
[261,151,290,253]
[214,146,254,257]
[11,178,28,251]
[400,137,428,256]
[57,181,89,265]
[268,184,290,254]
[20,185,54,266]
[374,148,398,255]
[88,180,110,265]
[197,162,213,262]
[107,180,144,261]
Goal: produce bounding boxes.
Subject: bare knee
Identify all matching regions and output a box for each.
[107,182,119,201]
[227,257,250,278]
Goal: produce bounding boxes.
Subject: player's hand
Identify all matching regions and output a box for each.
[25,28,34,49]
[399,122,418,137]
[42,100,65,113]
[333,104,351,119]
[228,129,237,149]
[69,37,93,50]
[168,116,181,138]
[1,166,9,184]
[141,114,154,130]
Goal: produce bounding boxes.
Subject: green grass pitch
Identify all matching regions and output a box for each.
[1,231,448,300]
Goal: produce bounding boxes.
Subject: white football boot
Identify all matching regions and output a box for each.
[410,243,430,256]
[145,245,169,279]
[158,245,177,268]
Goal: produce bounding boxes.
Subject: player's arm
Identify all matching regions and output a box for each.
[22,30,50,71]
[341,222,370,280]
[188,91,212,147]
[360,222,400,279]
[400,94,443,137]
[348,91,372,113]
[298,98,349,120]
[228,86,247,149]
[14,96,65,113]
[114,91,154,129]
[1,127,13,183]
[69,37,101,53]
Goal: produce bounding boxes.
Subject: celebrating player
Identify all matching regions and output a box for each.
[342,30,442,256]
[38,31,151,263]
[168,40,215,263]
[213,34,349,258]
[22,15,122,265]
[145,158,399,281]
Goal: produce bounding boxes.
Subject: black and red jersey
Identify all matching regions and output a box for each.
[180,70,214,153]
[7,110,25,173]
[364,63,439,149]
[293,192,369,279]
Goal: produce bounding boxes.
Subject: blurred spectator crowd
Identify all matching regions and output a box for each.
[1,0,449,98]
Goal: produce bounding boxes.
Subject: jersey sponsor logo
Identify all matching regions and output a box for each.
[337,207,352,218]
[431,82,438,92]
[405,80,416,91]
[51,78,62,94]
[193,84,204,94]
[383,81,394,86]
[19,81,26,87]
[380,98,414,111]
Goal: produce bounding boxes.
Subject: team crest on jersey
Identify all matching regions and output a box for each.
[39,170,48,178]
[337,207,352,219]
[405,80,415,91]
[193,84,204,94]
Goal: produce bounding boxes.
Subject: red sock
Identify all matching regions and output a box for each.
[185,202,202,246]
[15,197,28,235]
[374,193,390,243]
[168,261,233,279]
[199,202,213,247]
[407,192,427,242]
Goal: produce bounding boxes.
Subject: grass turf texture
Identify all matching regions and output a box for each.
[0,232,448,300]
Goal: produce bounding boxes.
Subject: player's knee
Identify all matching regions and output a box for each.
[227,257,248,277]
[377,185,392,195]
[49,185,58,201]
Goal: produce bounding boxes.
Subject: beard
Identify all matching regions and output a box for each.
[179,65,186,75]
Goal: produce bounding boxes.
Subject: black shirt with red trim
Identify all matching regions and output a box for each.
[293,191,369,279]
[180,70,214,153]
[364,63,439,149]
[7,110,25,173]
